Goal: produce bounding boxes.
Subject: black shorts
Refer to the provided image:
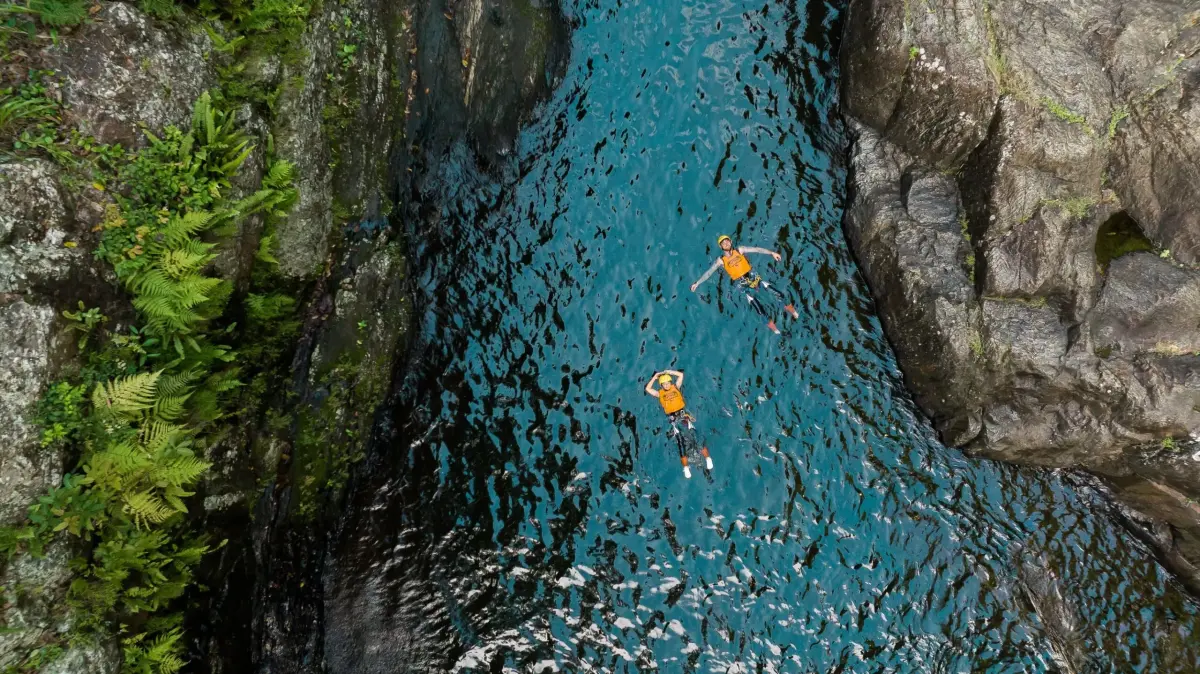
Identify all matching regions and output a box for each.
[667,411,694,426]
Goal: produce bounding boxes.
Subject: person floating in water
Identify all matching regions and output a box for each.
[644,369,712,479]
[690,234,800,334]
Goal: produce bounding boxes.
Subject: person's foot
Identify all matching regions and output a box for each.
[702,447,714,470]
[767,320,780,335]
[785,303,799,319]
[683,465,692,479]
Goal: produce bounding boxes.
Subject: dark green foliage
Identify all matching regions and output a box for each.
[0,0,88,33]
[122,626,185,674]
[137,0,184,21]
[4,89,297,673]
[0,72,60,158]
[36,381,88,449]
[197,0,315,47]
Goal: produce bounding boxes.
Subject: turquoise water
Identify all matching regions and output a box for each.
[324,0,1200,670]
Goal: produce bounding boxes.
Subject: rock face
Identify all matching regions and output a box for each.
[0,162,121,674]
[0,0,565,667]
[190,0,570,670]
[44,2,216,147]
[842,0,1200,587]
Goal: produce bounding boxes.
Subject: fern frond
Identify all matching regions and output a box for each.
[161,249,214,279]
[151,395,190,422]
[245,293,296,321]
[133,296,194,334]
[255,232,278,264]
[157,371,201,398]
[161,211,217,248]
[123,492,174,529]
[192,92,215,145]
[141,421,191,455]
[95,441,151,476]
[153,457,210,489]
[127,269,178,298]
[264,159,295,187]
[175,237,217,259]
[93,372,161,419]
[220,140,254,175]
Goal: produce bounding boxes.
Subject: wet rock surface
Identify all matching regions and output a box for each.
[189,0,570,670]
[842,0,1200,587]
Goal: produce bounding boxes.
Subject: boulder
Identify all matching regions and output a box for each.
[845,122,983,445]
[43,2,216,148]
[842,0,1200,581]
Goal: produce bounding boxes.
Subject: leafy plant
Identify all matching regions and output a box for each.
[1107,105,1129,140]
[36,381,87,448]
[0,0,89,33]
[63,301,109,350]
[137,0,184,21]
[0,73,60,156]
[122,627,186,674]
[7,89,297,673]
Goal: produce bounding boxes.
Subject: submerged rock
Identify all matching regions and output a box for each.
[842,0,1200,584]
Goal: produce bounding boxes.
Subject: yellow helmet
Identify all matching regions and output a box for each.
[657,373,673,385]
[717,235,732,245]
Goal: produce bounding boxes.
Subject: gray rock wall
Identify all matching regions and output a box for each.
[0,0,565,666]
[842,0,1200,589]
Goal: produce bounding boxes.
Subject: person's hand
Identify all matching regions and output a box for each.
[772,252,782,262]
[690,283,698,292]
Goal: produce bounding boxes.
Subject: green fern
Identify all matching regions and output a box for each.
[124,627,186,674]
[0,0,89,29]
[123,491,175,529]
[93,372,161,419]
[11,87,298,667]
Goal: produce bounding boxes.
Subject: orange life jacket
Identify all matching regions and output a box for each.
[659,386,685,415]
[722,249,752,280]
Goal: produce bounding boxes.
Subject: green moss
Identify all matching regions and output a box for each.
[1095,211,1153,272]
[1042,195,1095,219]
[970,334,984,358]
[1095,344,1114,359]
[1107,105,1129,140]
[1041,96,1092,133]
[292,350,382,518]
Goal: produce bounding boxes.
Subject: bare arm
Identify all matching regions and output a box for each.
[666,370,684,388]
[740,246,782,261]
[690,258,724,292]
[644,375,660,397]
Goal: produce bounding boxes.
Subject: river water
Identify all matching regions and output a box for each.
[322,0,1200,670]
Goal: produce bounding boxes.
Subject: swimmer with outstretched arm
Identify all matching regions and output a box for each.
[645,369,712,478]
[690,234,800,334]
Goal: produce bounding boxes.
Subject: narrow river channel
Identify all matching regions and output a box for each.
[321,0,1200,670]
